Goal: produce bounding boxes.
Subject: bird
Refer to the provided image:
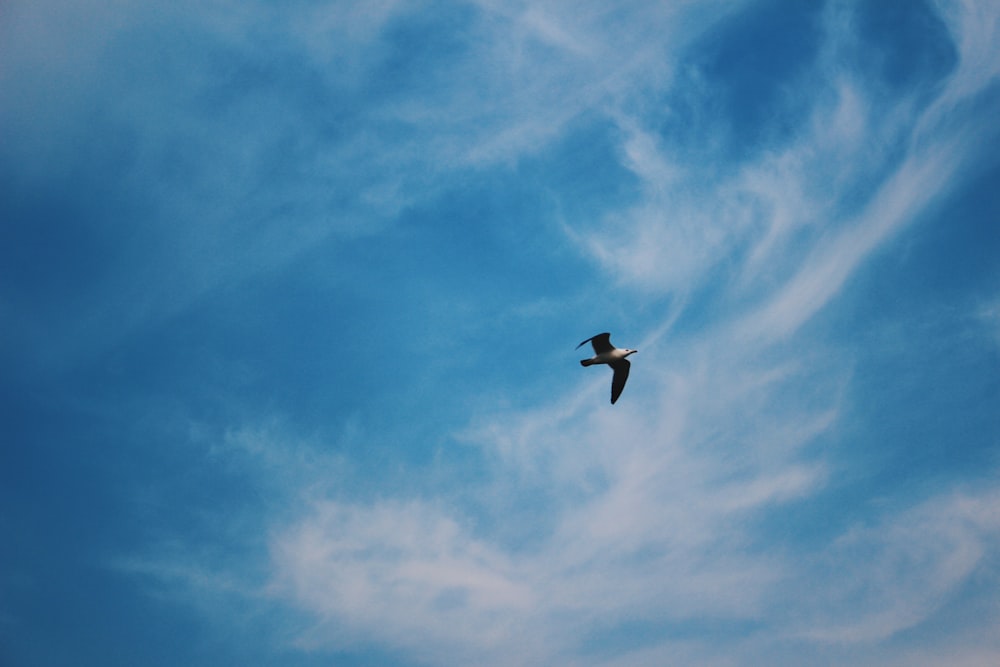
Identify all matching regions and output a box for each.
[576,332,638,404]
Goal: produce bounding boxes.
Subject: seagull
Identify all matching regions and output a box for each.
[576,332,638,404]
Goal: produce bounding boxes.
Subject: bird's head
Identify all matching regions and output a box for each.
[625,349,638,357]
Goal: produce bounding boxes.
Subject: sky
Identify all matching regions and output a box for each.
[1,0,999,665]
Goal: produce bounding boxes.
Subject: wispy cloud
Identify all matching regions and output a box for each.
[578,0,996,316]
[270,499,539,662]
[251,2,1000,664]
[256,319,843,664]
[48,0,997,665]
[791,486,1000,642]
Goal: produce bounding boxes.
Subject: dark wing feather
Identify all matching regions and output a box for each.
[609,358,630,404]
[576,332,613,353]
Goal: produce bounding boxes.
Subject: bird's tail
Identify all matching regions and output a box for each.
[580,359,595,367]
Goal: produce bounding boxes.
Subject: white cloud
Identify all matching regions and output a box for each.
[930,0,1000,104]
[99,1,1000,665]
[738,132,967,342]
[789,487,1000,643]
[269,499,543,663]
[261,316,844,664]
[259,2,1000,662]
[575,0,997,318]
[262,454,1000,665]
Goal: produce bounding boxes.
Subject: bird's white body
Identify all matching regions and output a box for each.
[580,347,636,366]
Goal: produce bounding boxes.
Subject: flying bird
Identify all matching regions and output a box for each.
[577,332,638,404]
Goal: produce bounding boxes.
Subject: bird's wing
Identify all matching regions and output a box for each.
[576,332,613,353]
[609,358,631,404]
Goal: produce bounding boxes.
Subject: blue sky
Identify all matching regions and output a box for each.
[2,1,999,665]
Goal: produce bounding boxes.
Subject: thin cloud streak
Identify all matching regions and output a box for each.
[741,133,967,342]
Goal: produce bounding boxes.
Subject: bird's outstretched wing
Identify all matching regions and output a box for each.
[609,359,631,404]
[576,332,613,353]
